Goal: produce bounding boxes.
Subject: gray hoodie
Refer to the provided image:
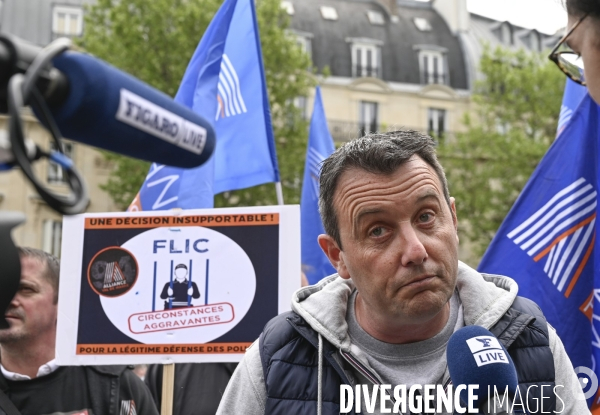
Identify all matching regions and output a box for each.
[217,261,590,414]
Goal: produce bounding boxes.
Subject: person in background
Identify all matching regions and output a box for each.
[133,364,148,381]
[0,247,158,415]
[551,0,600,103]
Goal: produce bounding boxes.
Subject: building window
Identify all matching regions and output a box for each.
[500,23,513,45]
[428,108,446,139]
[359,101,378,137]
[52,6,83,37]
[293,96,307,120]
[320,6,338,21]
[414,17,432,31]
[367,11,385,25]
[48,141,73,184]
[529,31,541,52]
[281,0,294,15]
[352,43,380,78]
[419,50,447,85]
[42,219,62,258]
[295,35,312,60]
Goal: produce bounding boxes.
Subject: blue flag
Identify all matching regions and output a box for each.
[478,93,600,408]
[301,87,336,284]
[557,78,588,136]
[129,0,279,211]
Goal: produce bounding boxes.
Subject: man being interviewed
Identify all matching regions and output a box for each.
[216,131,588,415]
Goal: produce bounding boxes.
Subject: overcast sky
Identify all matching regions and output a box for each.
[466,0,567,35]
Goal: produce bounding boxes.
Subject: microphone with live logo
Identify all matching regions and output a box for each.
[447,326,528,414]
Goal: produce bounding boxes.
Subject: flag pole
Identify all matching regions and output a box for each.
[275,182,284,205]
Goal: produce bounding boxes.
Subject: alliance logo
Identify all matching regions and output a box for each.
[307,147,327,196]
[216,54,248,120]
[507,177,596,297]
[88,247,138,298]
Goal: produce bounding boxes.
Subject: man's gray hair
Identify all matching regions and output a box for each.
[17,247,60,302]
[318,130,451,248]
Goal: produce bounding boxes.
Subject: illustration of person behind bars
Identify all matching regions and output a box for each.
[160,263,200,309]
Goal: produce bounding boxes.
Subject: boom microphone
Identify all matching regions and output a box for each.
[45,51,215,168]
[447,326,527,414]
[0,34,216,168]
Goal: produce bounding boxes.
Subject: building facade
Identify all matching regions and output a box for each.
[0,0,115,256]
[287,0,471,142]
[0,0,562,257]
[285,0,560,142]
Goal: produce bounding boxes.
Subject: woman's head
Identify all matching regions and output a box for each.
[563,0,600,103]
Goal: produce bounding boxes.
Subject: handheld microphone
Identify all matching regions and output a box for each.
[447,326,527,414]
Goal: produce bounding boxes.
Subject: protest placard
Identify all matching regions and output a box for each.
[56,206,300,364]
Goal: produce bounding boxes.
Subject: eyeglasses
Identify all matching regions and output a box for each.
[548,14,587,86]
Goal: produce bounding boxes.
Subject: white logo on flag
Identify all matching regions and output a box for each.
[508,178,597,295]
[557,104,574,134]
[216,54,248,120]
[307,147,326,196]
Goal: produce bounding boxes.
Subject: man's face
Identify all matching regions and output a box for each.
[323,156,459,325]
[0,257,57,344]
[175,267,187,281]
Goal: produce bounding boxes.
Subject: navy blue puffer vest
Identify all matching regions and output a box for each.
[259,296,555,414]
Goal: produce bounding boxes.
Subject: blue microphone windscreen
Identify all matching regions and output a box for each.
[447,326,519,408]
[44,52,215,168]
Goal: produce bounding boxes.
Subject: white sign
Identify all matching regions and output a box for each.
[57,206,300,365]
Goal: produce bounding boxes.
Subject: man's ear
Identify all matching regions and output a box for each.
[317,234,350,279]
[449,196,459,244]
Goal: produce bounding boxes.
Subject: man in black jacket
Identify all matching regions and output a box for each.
[0,247,158,415]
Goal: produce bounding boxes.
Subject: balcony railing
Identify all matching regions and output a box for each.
[327,120,384,142]
[354,65,380,78]
[327,120,454,143]
[421,72,447,85]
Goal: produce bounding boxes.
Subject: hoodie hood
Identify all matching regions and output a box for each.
[291,261,519,353]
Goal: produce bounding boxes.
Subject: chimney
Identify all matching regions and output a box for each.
[374,0,399,18]
[432,0,469,34]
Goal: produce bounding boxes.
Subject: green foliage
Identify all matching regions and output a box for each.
[80,0,314,210]
[438,46,565,260]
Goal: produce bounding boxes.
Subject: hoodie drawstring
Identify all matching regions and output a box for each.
[317,333,323,415]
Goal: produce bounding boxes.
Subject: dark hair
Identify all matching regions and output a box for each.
[565,0,600,18]
[175,264,188,270]
[17,247,60,303]
[318,130,450,248]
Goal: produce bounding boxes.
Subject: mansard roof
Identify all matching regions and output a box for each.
[288,0,469,90]
[459,13,562,87]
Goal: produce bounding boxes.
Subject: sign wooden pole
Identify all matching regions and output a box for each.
[161,363,175,415]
